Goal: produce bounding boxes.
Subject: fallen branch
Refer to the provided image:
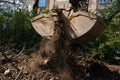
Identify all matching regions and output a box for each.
[106,64,120,73]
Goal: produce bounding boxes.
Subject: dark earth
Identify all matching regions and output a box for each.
[0,48,120,80]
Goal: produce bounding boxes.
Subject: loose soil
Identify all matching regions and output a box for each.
[0,49,120,80]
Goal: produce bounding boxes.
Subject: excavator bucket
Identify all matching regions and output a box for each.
[31,11,105,44]
[62,10,105,44]
[31,13,57,37]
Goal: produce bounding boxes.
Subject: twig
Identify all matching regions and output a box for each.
[0,73,5,80]
[0,52,9,60]
[12,46,25,59]
[15,67,24,80]
[28,74,31,80]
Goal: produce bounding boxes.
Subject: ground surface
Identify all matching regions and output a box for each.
[0,50,120,80]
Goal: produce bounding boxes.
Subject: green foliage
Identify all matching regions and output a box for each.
[0,9,41,51]
[100,0,120,22]
[0,1,51,53]
[83,0,120,64]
